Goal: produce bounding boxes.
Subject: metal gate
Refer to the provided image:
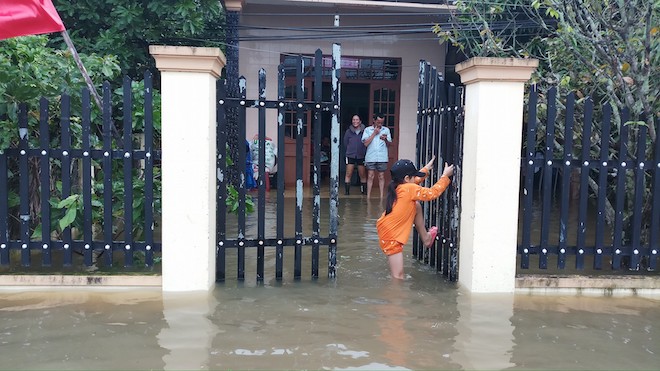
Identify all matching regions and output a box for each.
[216,46,341,282]
[414,60,465,281]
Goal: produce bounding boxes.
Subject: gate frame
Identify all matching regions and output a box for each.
[216,45,341,283]
[415,60,464,281]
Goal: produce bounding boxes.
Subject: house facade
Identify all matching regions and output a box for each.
[226,0,453,185]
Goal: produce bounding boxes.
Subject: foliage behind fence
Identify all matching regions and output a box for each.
[519,86,659,272]
[0,72,161,272]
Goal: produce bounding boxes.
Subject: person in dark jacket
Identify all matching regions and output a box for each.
[343,114,367,195]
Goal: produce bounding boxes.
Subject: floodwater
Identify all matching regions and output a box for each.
[1,193,659,370]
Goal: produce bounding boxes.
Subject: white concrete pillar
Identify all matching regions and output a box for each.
[149,46,226,292]
[455,57,538,293]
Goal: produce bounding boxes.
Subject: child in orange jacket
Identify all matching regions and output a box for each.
[376,156,454,279]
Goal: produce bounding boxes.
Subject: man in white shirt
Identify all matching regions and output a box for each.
[361,113,392,199]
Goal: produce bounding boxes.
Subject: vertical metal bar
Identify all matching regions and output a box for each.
[446,86,457,168]
[294,55,304,280]
[60,95,73,266]
[39,98,51,266]
[122,76,134,267]
[237,76,247,281]
[629,122,647,270]
[311,49,322,279]
[436,72,450,276]
[413,61,423,258]
[143,71,154,266]
[539,87,557,269]
[438,79,455,277]
[224,9,241,188]
[649,116,660,270]
[416,61,426,181]
[448,86,462,282]
[216,79,227,282]
[594,104,612,270]
[558,92,575,269]
[414,61,431,258]
[426,66,437,168]
[328,43,341,278]
[102,82,114,266]
[521,85,538,269]
[445,85,457,280]
[430,71,443,267]
[82,89,93,266]
[276,65,285,280]
[416,61,425,183]
[18,103,30,266]
[0,138,7,265]
[421,65,436,264]
[257,68,266,282]
[612,109,630,269]
[576,97,593,270]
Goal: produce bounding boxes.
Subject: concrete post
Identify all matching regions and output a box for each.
[149,46,226,292]
[455,57,538,293]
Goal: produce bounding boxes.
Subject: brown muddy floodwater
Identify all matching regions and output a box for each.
[1,195,659,370]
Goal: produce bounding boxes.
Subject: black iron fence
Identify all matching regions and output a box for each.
[414,60,465,281]
[519,86,659,272]
[216,47,340,282]
[0,73,161,271]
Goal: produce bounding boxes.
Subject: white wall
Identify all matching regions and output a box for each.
[238,5,446,161]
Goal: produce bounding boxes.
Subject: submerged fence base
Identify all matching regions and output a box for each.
[0,274,161,288]
[516,275,660,297]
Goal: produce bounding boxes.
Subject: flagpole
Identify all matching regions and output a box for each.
[60,30,103,110]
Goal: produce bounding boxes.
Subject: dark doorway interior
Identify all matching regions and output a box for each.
[339,83,369,185]
[315,82,370,185]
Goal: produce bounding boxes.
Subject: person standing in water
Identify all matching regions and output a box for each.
[362,112,391,199]
[343,114,367,195]
[376,156,454,279]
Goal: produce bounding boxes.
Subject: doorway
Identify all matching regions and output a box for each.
[315,82,370,186]
[339,83,370,186]
[280,54,401,188]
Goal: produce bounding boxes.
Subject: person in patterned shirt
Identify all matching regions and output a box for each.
[362,112,392,199]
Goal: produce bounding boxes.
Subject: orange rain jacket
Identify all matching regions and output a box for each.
[376,169,451,246]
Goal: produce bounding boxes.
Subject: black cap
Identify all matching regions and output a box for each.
[390,159,425,180]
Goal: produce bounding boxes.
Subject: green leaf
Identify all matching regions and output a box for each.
[57,194,79,209]
[31,223,42,240]
[59,207,77,231]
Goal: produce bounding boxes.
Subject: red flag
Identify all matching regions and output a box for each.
[0,0,65,40]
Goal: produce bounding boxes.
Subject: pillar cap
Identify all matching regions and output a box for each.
[224,0,245,11]
[149,45,227,78]
[455,57,538,85]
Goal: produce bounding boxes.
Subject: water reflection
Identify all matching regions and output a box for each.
[0,290,166,370]
[453,291,515,370]
[373,281,413,366]
[0,195,659,370]
[158,292,219,370]
[510,295,660,370]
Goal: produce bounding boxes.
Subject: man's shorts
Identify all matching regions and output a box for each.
[364,162,388,172]
[380,240,403,256]
[346,157,364,166]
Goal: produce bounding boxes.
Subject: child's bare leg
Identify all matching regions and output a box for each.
[387,252,405,279]
[413,202,433,247]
